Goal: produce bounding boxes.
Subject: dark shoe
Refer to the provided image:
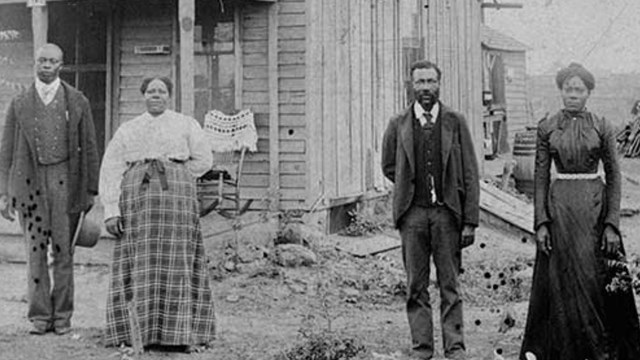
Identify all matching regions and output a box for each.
[29,326,47,335]
[446,350,466,360]
[29,322,51,335]
[54,326,72,335]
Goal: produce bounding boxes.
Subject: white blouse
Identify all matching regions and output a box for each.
[99,110,212,220]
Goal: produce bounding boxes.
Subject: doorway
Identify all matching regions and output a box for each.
[47,1,111,159]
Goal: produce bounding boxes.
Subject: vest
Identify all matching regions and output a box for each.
[413,114,443,207]
[34,86,69,165]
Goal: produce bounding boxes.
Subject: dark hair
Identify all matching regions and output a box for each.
[410,60,442,81]
[632,100,640,116]
[140,76,173,96]
[555,62,595,91]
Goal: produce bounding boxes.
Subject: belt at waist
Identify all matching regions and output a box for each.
[555,172,602,180]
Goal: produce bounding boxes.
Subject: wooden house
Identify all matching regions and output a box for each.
[481,24,529,151]
[0,0,484,231]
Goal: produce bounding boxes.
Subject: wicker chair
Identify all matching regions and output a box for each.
[198,109,257,218]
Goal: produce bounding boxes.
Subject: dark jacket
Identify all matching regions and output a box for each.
[0,81,99,214]
[381,102,480,228]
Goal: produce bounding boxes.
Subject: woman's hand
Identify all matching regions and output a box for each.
[536,224,552,255]
[105,216,124,238]
[601,225,622,257]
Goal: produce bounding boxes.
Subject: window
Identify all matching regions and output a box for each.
[194,0,238,122]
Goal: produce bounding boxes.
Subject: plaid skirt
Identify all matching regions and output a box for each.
[105,160,216,347]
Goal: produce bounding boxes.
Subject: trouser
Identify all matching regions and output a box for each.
[20,161,78,330]
[399,205,464,358]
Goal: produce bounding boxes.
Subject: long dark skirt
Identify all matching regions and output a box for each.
[520,179,640,360]
[105,160,216,347]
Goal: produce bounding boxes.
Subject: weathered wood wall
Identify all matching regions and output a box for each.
[501,50,530,140]
[424,0,483,169]
[306,0,402,209]
[114,0,174,129]
[238,0,307,210]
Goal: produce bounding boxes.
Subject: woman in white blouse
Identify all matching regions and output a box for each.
[99,77,215,352]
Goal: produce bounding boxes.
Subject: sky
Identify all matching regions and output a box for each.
[484,0,640,75]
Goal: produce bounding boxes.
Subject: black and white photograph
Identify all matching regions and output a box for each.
[1,0,640,359]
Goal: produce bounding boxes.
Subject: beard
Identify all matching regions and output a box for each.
[415,89,439,110]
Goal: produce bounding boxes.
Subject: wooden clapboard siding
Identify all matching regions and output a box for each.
[501,51,530,139]
[305,0,403,206]
[424,0,483,172]
[115,0,174,127]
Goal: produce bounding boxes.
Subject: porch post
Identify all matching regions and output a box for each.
[178,0,195,117]
[31,1,48,56]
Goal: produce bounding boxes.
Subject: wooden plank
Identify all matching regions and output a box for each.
[279,104,305,115]
[235,6,243,109]
[278,26,306,40]
[279,78,305,90]
[268,2,280,210]
[278,52,305,65]
[243,27,269,41]
[240,174,305,189]
[243,78,269,91]
[278,14,305,27]
[120,63,172,77]
[239,159,306,175]
[279,90,305,104]
[278,39,305,53]
[361,0,373,191]
[255,125,306,140]
[278,2,305,14]
[120,29,173,41]
[479,181,534,234]
[244,65,268,79]
[335,0,351,196]
[279,64,305,78]
[243,40,267,54]
[244,53,268,66]
[304,0,322,207]
[120,54,173,65]
[243,90,269,105]
[350,0,364,194]
[280,114,305,126]
[322,0,338,199]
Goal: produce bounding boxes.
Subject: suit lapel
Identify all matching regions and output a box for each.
[399,105,416,176]
[15,85,38,154]
[440,104,454,172]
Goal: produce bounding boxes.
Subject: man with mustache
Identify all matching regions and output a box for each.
[382,60,479,360]
[0,43,99,335]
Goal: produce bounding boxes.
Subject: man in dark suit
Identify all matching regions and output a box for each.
[0,43,99,335]
[382,60,479,360]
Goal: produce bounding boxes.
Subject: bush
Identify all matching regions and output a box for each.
[275,331,365,360]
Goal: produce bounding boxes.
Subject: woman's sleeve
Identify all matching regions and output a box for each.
[186,118,213,177]
[602,118,622,232]
[534,122,552,230]
[99,128,128,221]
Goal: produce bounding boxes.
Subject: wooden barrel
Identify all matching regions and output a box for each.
[512,127,537,197]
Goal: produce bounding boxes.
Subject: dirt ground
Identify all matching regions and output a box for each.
[2,157,640,360]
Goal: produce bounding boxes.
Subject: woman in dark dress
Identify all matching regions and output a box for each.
[520,63,640,360]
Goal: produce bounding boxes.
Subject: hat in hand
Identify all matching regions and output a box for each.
[72,214,101,248]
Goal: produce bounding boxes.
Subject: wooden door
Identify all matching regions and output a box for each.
[48,1,111,159]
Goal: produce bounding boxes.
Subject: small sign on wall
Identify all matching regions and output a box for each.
[27,0,46,7]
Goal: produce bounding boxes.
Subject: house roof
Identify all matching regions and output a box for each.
[481,24,528,52]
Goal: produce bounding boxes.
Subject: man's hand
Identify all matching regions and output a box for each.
[601,225,622,258]
[0,194,15,222]
[105,216,124,238]
[536,224,551,255]
[460,225,475,249]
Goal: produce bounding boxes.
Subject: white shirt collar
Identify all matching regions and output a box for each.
[414,101,439,126]
[35,77,61,105]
